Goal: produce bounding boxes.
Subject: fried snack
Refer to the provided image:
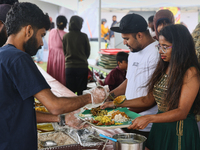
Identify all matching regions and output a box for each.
[97,122,104,126]
[35,98,43,107]
[105,120,115,126]
[37,123,54,132]
[90,106,108,116]
[35,102,43,107]
[35,107,48,112]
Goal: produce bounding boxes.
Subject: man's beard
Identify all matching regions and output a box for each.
[23,34,41,56]
[0,25,7,47]
[126,44,141,53]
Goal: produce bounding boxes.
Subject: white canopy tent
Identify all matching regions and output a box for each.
[41,0,200,11]
[40,0,200,35]
[38,0,200,53]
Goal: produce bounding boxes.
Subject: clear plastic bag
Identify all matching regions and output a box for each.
[83,85,109,109]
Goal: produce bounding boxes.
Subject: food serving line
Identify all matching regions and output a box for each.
[36,64,126,150]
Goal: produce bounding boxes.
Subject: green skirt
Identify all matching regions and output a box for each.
[146,111,200,150]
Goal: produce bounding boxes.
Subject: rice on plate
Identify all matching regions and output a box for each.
[108,110,130,123]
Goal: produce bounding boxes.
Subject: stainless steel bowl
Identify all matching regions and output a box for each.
[112,133,147,150]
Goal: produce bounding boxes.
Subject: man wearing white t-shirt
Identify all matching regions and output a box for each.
[101,13,159,138]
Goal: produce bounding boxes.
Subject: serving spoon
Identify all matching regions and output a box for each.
[40,140,57,147]
[113,95,126,105]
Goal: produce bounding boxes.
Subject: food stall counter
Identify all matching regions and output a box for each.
[36,64,125,150]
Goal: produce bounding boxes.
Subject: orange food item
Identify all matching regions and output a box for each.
[93,120,99,124]
[35,107,48,112]
[105,122,112,126]
[35,102,43,107]
[111,110,129,119]
[107,120,115,125]
[114,95,126,105]
[97,122,104,126]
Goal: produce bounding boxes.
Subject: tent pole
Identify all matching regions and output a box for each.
[76,0,79,15]
[98,0,101,52]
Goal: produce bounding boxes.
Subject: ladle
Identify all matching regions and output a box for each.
[40,140,57,147]
[99,134,117,142]
[113,95,126,105]
[108,93,115,100]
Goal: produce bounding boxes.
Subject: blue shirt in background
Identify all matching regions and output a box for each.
[109,21,117,38]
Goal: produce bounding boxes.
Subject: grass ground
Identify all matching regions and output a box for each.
[37,62,47,72]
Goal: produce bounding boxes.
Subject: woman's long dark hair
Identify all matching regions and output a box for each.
[147,24,200,114]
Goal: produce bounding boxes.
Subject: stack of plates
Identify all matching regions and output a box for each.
[98,49,130,69]
[99,55,117,69]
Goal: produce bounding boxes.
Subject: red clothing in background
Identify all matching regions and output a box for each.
[104,66,126,91]
[47,29,66,85]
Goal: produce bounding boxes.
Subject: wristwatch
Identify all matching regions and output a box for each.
[58,114,65,126]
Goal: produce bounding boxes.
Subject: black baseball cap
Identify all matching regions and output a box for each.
[111,13,148,33]
[0,4,11,23]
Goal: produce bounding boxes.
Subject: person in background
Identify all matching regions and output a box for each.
[0,3,103,129]
[1,3,107,149]
[0,4,11,47]
[109,15,117,48]
[0,0,18,5]
[192,23,200,66]
[47,15,67,85]
[101,13,160,138]
[153,9,175,40]
[104,52,128,91]
[34,38,48,64]
[63,15,90,95]
[49,16,55,30]
[101,18,109,42]
[148,15,156,39]
[0,0,21,48]
[180,21,187,27]
[109,15,117,39]
[192,22,200,135]
[102,24,200,150]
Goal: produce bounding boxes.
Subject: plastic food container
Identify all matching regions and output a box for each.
[38,129,106,150]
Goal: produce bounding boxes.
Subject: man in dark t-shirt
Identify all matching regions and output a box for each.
[0,44,49,149]
[0,2,106,150]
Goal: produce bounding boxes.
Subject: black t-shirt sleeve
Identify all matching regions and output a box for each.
[8,54,50,100]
